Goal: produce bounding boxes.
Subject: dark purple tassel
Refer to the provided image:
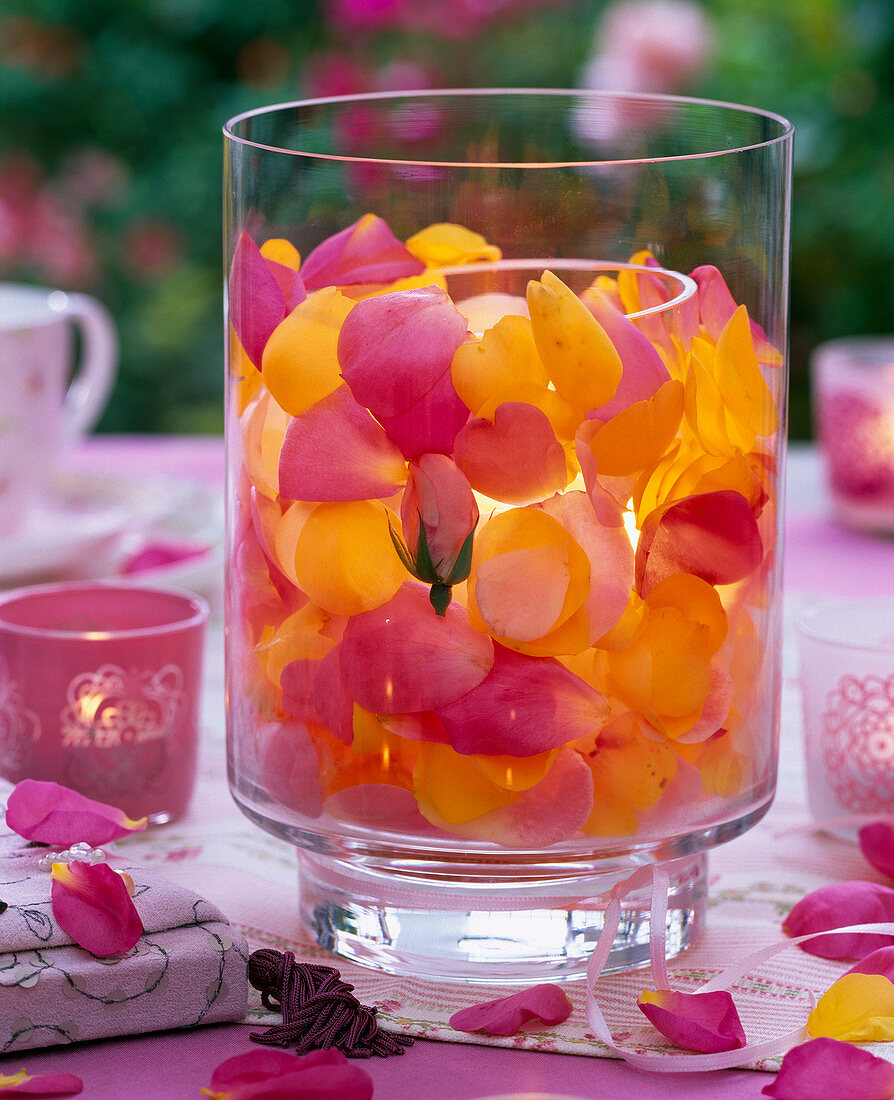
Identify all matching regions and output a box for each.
[248,948,414,1058]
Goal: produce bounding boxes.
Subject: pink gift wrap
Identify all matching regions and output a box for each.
[0,833,248,1052]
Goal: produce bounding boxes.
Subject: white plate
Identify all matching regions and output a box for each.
[0,470,223,597]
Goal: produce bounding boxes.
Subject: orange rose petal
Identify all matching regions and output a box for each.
[293,501,406,616]
[262,287,354,416]
[527,270,622,411]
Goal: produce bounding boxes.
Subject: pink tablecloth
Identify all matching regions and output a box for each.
[3,437,893,1100]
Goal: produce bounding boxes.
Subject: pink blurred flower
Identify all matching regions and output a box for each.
[122,219,186,279]
[581,0,713,96]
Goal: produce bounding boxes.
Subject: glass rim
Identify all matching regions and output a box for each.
[0,581,210,640]
[438,258,698,318]
[223,86,794,169]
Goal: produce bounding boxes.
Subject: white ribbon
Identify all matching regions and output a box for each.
[585,864,894,1073]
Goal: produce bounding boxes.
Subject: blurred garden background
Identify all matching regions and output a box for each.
[0,0,891,438]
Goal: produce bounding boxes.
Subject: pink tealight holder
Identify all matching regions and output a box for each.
[0,582,208,824]
[812,335,894,534]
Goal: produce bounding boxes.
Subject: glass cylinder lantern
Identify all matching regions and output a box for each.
[223,90,792,982]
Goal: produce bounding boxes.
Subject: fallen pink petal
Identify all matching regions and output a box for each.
[847,945,894,984]
[449,983,572,1035]
[784,880,894,959]
[51,860,143,957]
[278,385,408,501]
[761,1036,894,1099]
[203,1048,373,1100]
[6,779,147,846]
[0,1069,82,1096]
[859,821,894,880]
[637,988,746,1053]
[299,212,424,290]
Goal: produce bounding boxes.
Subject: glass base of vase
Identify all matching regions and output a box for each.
[297,848,707,983]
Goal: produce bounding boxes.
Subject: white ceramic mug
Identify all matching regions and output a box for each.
[0,283,117,535]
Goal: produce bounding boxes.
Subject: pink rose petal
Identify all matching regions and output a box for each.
[637,988,746,1053]
[692,264,775,359]
[0,1071,83,1096]
[281,659,322,723]
[6,779,147,846]
[300,213,424,291]
[847,945,894,984]
[338,284,467,417]
[230,231,306,369]
[784,881,894,959]
[537,490,634,643]
[377,367,470,458]
[325,784,432,832]
[762,1036,894,1100]
[206,1048,373,1100]
[339,582,494,714]
[338,285,469,456]
[449,983,572,1035]
[51,861,143,957]
[378,710,452,743]
[585,291,670,421]
[635,490,763,595]
[260,719,325,818]
[448,747,594,846]
[436,644,608,757]
[859,821,894,880]
[313,645,355,744]
[279,386,408,501]
[454,401,569,504]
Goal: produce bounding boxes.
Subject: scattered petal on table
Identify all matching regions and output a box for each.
[637,989,746,1053]
[783,881,894,959]
[202,1048,373,1100]
[846,945,894,984]
[0,1069,83,1096]
[5,779,146,846]
[449,983,572,1035]
[762,1037,894,1100]
[51,861,143,957]
[859,821,894,880]
[807,972,894,1042]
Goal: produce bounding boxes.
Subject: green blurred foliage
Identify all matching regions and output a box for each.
[0,0,891,438]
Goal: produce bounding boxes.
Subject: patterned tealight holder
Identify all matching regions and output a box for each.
[797,596,894,835]
[0,582,208,824]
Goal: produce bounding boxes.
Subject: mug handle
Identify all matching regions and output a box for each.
[58,292,118,438]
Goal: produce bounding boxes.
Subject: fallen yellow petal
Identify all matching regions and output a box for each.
[808,973,894,1042]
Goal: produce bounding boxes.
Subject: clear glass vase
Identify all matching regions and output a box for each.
[223,90,792,982]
